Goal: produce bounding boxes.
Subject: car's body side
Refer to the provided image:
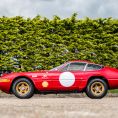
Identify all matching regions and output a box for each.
[0,61,118,94]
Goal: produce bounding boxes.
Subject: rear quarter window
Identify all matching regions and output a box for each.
[86,64,103,71]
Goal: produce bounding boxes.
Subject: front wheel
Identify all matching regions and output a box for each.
[12,78,34,99]
[85,79,108,99]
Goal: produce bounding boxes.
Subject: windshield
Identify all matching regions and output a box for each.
[50,63,65,71]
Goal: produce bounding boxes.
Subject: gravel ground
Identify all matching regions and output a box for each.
[0,93,118,118]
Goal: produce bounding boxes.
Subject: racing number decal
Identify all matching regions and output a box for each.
[59,72,75,87]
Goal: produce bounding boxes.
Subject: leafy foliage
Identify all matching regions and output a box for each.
[0,14,118,71]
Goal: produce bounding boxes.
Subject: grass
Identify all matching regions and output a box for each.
[109,89,118,93]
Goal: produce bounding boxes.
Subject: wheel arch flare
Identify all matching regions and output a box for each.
[86,76,110,89]
[10,76,36,93]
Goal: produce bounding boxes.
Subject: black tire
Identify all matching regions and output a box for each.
[85,79,108,99]
[12,78,34,99]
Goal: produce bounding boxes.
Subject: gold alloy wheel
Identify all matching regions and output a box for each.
[91,82,105,96]
[16,82,30,95]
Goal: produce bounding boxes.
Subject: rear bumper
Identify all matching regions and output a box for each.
[108,79,118,89]
[0,79,11,93]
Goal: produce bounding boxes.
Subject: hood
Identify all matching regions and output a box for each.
[0,70,49,78]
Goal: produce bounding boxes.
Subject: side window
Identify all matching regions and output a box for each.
[68,63,86,71]
[86,64,102,71]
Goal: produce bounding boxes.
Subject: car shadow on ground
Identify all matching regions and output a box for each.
[0,92,118,99]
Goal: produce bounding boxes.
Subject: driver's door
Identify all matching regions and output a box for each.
[46,62,86,91]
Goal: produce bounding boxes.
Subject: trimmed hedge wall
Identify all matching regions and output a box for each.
[0,14,118,71]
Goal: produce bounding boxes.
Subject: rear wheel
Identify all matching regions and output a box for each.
[12,78,34,99]
[85,79,108,99]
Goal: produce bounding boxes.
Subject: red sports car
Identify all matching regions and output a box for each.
[0,60,118,99]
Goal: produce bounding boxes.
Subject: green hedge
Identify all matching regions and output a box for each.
[0,14,118,71]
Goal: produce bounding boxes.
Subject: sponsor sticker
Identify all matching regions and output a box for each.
[42,81,49,88]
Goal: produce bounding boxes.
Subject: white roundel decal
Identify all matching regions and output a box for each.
[59,72,75,87]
